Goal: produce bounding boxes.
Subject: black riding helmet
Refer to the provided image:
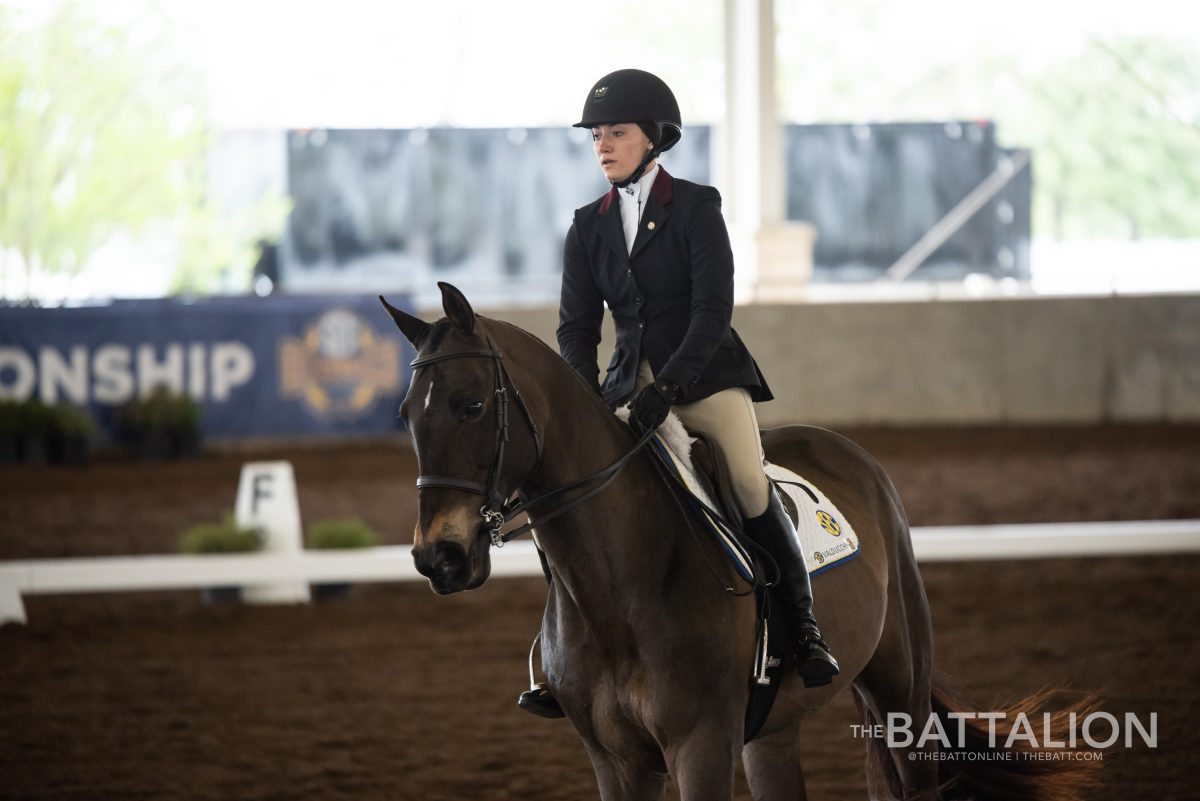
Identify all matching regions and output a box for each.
[575,68,682,187]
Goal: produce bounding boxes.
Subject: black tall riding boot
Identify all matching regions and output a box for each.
[743,487,841,688]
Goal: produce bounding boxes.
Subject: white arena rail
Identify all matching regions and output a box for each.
[0,543,542,625]
[2,520,1199,626]
[910,519,1200,561]
[0,544,537,595]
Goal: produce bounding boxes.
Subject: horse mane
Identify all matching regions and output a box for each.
[482,316,618,418]
[415,315,603,408]
[483,315,705,481]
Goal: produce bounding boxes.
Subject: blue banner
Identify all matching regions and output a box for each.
[0,295,414,440]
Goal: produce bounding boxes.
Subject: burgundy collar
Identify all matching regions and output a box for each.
[598,166,674,215]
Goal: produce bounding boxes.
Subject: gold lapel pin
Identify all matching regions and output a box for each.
[647,221,656,230]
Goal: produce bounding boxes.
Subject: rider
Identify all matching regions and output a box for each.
[520,68,839,718]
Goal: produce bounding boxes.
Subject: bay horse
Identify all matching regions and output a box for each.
[381,283,1098,801]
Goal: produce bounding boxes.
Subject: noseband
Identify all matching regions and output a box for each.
[409,333,656,546]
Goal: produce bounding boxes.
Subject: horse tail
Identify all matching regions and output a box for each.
[930,673,1104,801]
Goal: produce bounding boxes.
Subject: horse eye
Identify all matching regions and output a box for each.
[465,401,484,417]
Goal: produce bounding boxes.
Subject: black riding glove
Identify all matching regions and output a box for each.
[630,378,681,434]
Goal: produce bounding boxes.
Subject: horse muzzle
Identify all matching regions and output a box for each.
[411,534,491,595]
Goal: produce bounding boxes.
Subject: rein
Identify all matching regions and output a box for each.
[409,336,657,547]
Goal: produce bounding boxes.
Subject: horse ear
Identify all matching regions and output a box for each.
[438,282,476,335]
[379,295,430,346]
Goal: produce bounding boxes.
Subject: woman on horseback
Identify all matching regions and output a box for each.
[522,68,839,718]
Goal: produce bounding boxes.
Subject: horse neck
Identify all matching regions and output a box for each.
[495,325,687,615]
[533,449,679,621]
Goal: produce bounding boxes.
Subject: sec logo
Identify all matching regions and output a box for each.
[816,510,842,537]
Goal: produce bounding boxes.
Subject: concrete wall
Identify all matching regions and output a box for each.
[459,294,1200,427]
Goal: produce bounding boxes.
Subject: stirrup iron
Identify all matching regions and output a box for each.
[516,633,564,719]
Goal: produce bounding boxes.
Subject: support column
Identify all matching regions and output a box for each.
[721,0,815,301]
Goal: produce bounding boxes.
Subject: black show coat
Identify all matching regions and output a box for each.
[557,167,772,408]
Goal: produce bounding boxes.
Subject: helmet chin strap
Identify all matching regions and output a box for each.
[611,147,657,189]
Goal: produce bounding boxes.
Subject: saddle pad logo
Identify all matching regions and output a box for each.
[816,510,842,537]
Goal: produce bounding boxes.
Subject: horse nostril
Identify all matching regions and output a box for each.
[435,541,466,575]
[411,538,472,592]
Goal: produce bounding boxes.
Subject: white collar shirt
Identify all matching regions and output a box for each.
[618,163,660,255]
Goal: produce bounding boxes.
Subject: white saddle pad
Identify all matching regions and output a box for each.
[618,409,861,577]
[764,464,861,575]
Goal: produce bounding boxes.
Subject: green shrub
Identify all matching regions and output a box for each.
[180,513,262,554]
[0,400,21,435]
[49,404,96,437]
[118,387,200,434]
[306,518,379,550]
[16,400,54,435]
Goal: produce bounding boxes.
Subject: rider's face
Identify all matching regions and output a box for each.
[592,123,655,184]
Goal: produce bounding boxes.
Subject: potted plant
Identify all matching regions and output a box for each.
[305,517,379,600]
[118,388,203,461]
[171,394,202,459]
[0,400,19,464]
[15,400,53,464]
[118,391,170,461]
[47,404,96,467]
[179,513,263,603]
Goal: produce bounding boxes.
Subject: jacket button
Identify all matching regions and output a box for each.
[639,322,645,329]
[635,297,642,304]
[626,269,633,277]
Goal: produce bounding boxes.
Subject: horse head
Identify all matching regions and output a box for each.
[380,283,539,594]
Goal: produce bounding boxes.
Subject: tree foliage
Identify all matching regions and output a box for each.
[0,4,218,298]
[1014,37,1200,239]
[777,0,1200,240]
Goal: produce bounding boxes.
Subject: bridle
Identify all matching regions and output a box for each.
[408,332,657,547]
[409,331,535,542]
